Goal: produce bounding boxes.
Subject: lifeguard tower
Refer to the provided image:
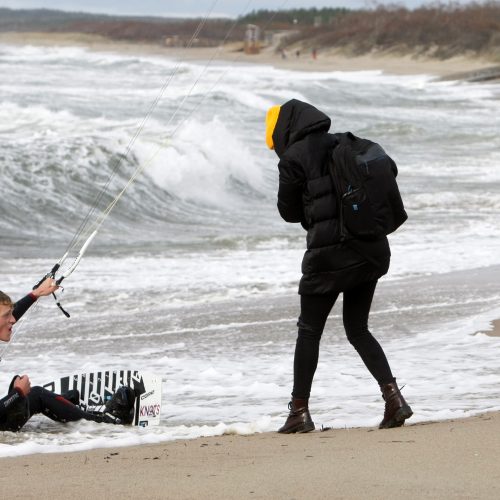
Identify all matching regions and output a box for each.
[244,24,260,54]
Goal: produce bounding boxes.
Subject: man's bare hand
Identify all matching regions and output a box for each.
[32,277,59,298]
[14,375,31,397]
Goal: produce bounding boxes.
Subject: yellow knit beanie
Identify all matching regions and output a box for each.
[265,105,281,150]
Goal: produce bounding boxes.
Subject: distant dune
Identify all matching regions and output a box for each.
[1,5,499,63]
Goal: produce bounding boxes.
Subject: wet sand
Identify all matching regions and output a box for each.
[482,319,500,337]
[2,411,500,499]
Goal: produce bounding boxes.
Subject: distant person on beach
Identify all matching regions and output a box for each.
[0,280,133,431]
[265,99,412,433]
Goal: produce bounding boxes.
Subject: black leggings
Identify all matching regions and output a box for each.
[292,279,394,399]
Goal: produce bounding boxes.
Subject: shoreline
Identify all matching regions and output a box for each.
[481,318,500,337]
[1,31,499,80]
[2,411,500,499]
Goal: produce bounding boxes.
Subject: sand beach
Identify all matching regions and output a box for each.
[1,31,499,80]
[2,411,500,499]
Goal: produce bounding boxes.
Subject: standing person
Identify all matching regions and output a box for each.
[0,279,134,431]
[265,99,412,433]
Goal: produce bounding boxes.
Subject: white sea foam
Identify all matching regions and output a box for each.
[142,117,267,205]
[1,303,499,458]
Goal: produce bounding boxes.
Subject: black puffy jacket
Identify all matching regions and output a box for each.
[273,99,390,295]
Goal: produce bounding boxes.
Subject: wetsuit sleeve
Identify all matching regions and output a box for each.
[277,158,306,224]
[0,380,24,420]
[0,391,23,417]
[0,377,30,431]
[13,293,37,321]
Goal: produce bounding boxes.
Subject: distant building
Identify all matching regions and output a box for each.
[244,24,260,55]
[164,35,180,47]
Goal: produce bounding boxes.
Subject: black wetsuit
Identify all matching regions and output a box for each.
[0,294,110,432]
[12,293,37,322]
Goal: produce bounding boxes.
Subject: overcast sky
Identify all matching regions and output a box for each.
[0,0,481,17]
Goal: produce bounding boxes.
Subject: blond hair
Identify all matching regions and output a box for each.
[0,291,13,307]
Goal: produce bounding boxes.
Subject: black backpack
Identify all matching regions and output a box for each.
[329,132,407,241]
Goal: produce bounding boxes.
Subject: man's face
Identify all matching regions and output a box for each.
[0,304,15,342]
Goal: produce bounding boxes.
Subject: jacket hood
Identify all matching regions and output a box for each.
[272,99,331,158]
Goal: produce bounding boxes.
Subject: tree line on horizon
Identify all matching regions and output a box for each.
[1,2,499,60]
[274,1,500,59]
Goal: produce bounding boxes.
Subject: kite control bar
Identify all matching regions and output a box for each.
[34,231,98,318]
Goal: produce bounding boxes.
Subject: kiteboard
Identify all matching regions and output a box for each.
[43,369,162,427]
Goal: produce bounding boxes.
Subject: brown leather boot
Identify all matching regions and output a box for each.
[278,398,315,434]
[379,381,413,429]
